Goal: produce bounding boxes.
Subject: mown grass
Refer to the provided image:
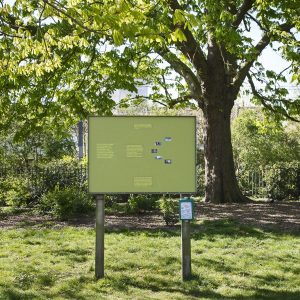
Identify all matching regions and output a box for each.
[0,219,299,300]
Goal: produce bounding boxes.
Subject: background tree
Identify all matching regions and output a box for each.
[232,109,300,200]
[0,125,76,167]
[232,109,300,172]
[0,0,299,203]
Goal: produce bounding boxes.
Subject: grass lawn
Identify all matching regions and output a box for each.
[0,218,299,299]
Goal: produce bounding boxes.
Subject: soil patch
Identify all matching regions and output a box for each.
[196,201,300,233]
[1,201,299,233]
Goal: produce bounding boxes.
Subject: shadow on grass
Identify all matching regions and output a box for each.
[105,227,180,237]
[0,275,91,300]
[242,290,300,300]
[97,272,300,300]
[49,248,91,263]
[192,219,271,239]
[1,284,299,300]
[105,218,300,239]
[0,288,39,300]
[99,220,300,299]
[1,217,299,299]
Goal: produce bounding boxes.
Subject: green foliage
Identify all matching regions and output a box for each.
[232,110,300,199]
[265,162,300,201]
[38,186,94,220]
[232,110,300,171]
[30,157,87,201]
[1,0,299,203]
[0,176,31,207]
[42,136,76,161]
[126,194,158,214]
[1,0,299,138]
[158,197,179,225]
[0,157,87,207]
[0,128,76,167]
[196,165,205,197]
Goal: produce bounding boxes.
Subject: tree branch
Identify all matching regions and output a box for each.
[247,74,300,122]
[278,64,292,77]
[119,95,168,108]
[232,0,255,28]
[233,23,294,94]
[156,47,204,102]
[167,0,208,82]
[233,33,270,93]
[0,31,22,38]
[160,73,173,103]
[42,0,107,35]
[168,94,195,109]
[124,93,196,109]
[1,14,38,35]
[245,13,267,32]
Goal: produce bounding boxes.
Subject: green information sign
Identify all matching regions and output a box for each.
[88,116,196,194]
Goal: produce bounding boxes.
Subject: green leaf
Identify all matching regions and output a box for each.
[112,30,123,46]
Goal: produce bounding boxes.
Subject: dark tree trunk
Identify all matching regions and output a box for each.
[202,99,248,203]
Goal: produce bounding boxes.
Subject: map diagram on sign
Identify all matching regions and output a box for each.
[89,116,196,194]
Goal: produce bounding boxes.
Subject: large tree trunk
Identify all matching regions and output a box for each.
[202,101,248,203]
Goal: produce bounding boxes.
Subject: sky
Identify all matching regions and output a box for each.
[259,47,289,74]
[248,22,292,82]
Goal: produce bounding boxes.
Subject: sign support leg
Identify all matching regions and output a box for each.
[95,194,105,279]
[181,220,191,280]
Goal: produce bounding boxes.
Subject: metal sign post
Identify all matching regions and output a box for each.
[181,220,191,280]
[179,197,194,281]
[89,117,197,280]
[95,194,105,279]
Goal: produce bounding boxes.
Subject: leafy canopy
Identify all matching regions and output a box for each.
[0,0,299,137]
[232,109,300,170]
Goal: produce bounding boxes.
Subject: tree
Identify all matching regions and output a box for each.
[0,0,299,202]
[232,109,300,172]
[0,125,76,166]
[232,109,300,200]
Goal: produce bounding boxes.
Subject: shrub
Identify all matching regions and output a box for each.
[0,176,32,207]
[38,186,94,220]
[0,180,6,206]
[158,198,179,225]
[265,162,300,201]
[237,169,268,197]
[30,157,87,201]
[0,158,88,208]
[126,194,159,214]
[196,165,205,197]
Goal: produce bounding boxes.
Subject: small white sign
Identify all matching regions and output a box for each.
[180,201,193,220]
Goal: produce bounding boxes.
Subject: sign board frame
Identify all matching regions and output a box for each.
[88,116,196,194]
[179,198,194,220]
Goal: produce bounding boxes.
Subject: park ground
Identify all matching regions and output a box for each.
[0,200,300,299]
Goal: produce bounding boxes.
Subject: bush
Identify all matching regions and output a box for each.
[0,158,87,208]
[158,198,179,225]
[265,162,300,201]
[38,186,94,220]
[196,165,205,197]
[0,176,32,207]
[232,110,300,172]
[30,157,87,201]
[126,194,159,214]
[237,169,268,197]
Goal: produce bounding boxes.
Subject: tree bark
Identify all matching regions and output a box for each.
[202,101,248,203]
